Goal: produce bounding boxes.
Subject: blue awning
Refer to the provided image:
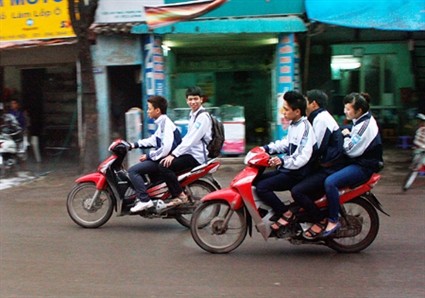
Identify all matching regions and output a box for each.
[306,0,425,31]
[131,16,306,34]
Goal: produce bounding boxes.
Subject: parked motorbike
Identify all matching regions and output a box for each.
[190,146,389,254]
[402,148,425,191]
[67,139,221,229]
[0,114,26,178]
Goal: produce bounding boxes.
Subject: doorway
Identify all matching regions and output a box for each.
[21,65,78,160]
[108,65,142,138]
[216,70,272,146]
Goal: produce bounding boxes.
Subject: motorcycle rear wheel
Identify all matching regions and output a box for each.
[190,200,247,254]
[326,197,379,253]
[175,180,218,228]
[66,182,114,228]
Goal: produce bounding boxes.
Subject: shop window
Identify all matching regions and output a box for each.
[331,54,399,136]
[332,54,397,104]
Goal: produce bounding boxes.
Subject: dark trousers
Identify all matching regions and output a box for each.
[291,168,334,223]
[128,160,162,202]
[158,154,200,197]
[324,164,373,222]
[255,170,302,216]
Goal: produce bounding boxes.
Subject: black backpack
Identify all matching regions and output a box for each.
[195,110,225,158]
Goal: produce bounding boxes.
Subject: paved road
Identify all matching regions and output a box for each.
[0,148,424,297]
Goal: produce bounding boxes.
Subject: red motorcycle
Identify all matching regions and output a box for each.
[190,147,388,253]
[67,139,221,228]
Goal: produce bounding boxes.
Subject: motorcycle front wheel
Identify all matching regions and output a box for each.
[175,180,218,228]
[66,182,114,228]
[190,200,247,254]
[326,197,379,253]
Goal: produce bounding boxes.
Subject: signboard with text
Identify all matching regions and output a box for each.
[275,33,301,140]
[143,34,165,137]
[95,0,164,23]
[0,0,75,42]
[95,0,303,24]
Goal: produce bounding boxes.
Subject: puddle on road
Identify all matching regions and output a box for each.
[0,172,36,190]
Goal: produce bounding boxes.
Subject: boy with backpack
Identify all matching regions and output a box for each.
[159,86,213,206]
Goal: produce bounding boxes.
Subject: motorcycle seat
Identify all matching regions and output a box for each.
[345,173,381,189]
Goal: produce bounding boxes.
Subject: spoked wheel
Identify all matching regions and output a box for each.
[326,197,379,253]
[66,182,114,228]
[175,180,218,228]
[190,200,247,254]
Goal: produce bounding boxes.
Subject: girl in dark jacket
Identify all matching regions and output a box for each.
[322,92,383,237]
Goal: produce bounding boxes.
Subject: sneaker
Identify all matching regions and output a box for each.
[130,200,154,212]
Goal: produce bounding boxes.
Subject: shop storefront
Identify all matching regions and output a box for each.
[132,0,306,146]
[0,0,79,159]
[4,0,423,162]
[89,0,307,158]
[305,0,425,141]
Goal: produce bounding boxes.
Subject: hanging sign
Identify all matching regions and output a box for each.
[0,0,75,42]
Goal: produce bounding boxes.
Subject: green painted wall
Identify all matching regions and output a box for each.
[169,52,273,146]
[332,42,415,136]
[332,42,414,104]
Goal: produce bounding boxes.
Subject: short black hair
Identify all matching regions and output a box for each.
[343,92,370,113]
[283,91,306,116]
[186,86,204,98]
[147,95,168,114]
[306,89,328,108]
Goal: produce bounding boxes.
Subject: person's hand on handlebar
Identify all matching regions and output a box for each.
[268,156,282,167]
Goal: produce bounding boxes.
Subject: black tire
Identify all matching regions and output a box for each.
[190,200,247,254]
[326,197,379,253]
[175,180,218,228]
[66,182,114,228]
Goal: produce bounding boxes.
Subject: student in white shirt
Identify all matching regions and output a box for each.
[291,90,346,239]
[322,93,383,237]
[160,86,212,206]
[129,96,182,212]
[255,91,317,234]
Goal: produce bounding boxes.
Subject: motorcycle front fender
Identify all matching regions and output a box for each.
[76,172,107,190]
[202,187,244,210]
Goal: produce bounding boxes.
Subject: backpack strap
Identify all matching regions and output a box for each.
[194,109,209,163]
[193,109,208,121]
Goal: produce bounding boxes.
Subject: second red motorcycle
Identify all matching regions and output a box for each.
[67,139,221,229]
[190,147,388,253]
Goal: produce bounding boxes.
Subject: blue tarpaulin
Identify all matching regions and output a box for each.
[306,0,425,31]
